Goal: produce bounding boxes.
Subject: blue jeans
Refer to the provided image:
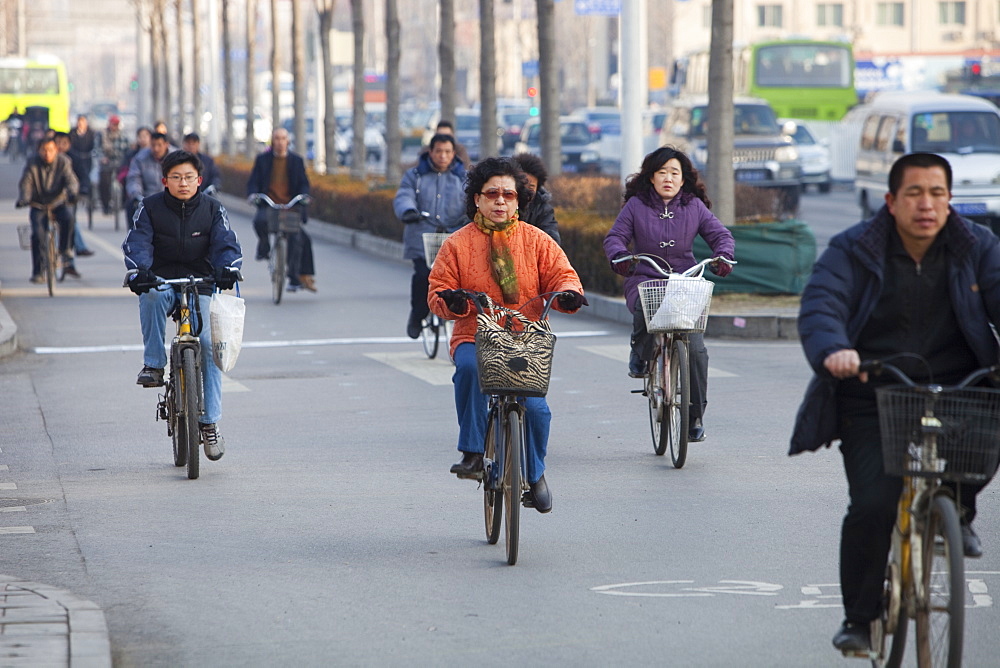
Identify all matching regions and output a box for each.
[452,342,551,484]
[138,287,222,425]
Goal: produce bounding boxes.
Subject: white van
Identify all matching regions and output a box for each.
[854,92,1000,231]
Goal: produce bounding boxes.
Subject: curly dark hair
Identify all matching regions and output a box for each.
[511,153,549,189]
[464,157,531,220]
[622,146,711,209]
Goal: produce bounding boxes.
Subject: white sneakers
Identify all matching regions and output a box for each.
[200,423,225,461]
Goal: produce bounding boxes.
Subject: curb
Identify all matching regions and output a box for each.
[0,282,16,359]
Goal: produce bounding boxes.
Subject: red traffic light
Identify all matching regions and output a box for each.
[971,63,982,76]
[527,87,538,97]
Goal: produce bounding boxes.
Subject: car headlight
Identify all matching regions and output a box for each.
[580,150,600,162]
[774,145,799,162]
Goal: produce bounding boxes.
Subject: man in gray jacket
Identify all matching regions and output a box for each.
[17,136,80,281]
[392,134,467,338]
[125,131,175,226]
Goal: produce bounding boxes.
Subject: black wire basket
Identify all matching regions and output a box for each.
[876,385,1000,482]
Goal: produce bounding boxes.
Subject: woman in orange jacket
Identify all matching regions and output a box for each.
[428,157,587,513]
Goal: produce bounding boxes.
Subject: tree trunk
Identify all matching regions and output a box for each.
[478,0,496,163]
[438,0,455,123]
[245,0,257,157]
[385,0,401,183]
[222,0,235,154]
[291,0,307,161]
[536,0,560,176]
[350,0,365,179]
[176,0,186,134]
[150,0,163,123]
[160,0,171,129]
[270,0,282,131]
[706,0,734,225]
[192,0,202,138]
[317,0,336,171]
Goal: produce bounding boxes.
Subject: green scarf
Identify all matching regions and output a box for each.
[474,211,520,304]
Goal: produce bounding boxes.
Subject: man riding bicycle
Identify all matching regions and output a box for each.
[16,136,80,283]
[791,152,1000,652]
[126,131,175,226]
[122,150,243,461]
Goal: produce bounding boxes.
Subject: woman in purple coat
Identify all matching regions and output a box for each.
[603,146,735,442]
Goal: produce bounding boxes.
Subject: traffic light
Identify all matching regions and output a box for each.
[130,75,139,91]
[970,62,982,80]
[527,86,539,117]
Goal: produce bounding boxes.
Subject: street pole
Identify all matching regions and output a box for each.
[620,0,647,186]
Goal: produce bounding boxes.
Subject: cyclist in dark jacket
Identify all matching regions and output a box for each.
[17,136,80,282]
[791,152,1000,653]
[511,152,561,244]
[122,150,242,461]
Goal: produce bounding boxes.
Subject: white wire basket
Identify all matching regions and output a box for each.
[638,276,715,333]
[422,232,451,268]
[17,225,32,250]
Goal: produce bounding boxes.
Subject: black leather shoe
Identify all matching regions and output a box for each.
[529,475,552,513]
[406,311,423,339]
[962,523,983,558]
[832,621,870,652]
[137,366,165,387]
[688,418,705,442]
[449,452,483,479]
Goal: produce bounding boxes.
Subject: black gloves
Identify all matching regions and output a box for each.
[709,256,734,278]
[127,268,157,295]
[436,290,468,315]
[611,253,633,276]
[557,290,589,311]
[401,209,423,224]
[214,266,240,290]
[15,200,27,209]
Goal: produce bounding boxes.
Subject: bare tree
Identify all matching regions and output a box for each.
[222,0,235,154]
[316,0,336,170]
[159,0,171,128]
[536,0,560,175]
[349,0,365,179]
[291,0,306,160]
[245,0,257,158]
[479,0,496,162]
[270,0,281,130]
[385,0,401,183]
[192,0,202,137]
[706,0,734,225]
[150,0,164,122]
[438,0,455,123]
[175,0,186,133]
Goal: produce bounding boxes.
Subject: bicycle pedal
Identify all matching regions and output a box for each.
[455,471,485,481]
[522,491,535,508]
[156,398,168,421]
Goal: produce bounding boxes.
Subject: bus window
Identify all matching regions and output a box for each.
[875,116,898,152]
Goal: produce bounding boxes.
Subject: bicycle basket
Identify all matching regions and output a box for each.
[17,225,32,250]
[876,385,1000,482]
[475,304,556,398]
[267,210,302,235]
[638,276,714,333]
[422,232,451,268]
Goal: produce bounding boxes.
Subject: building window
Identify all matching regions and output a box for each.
[938,1,966,24]
[817,3,844,27]
[757,4,784,27]
[876,2,905,26]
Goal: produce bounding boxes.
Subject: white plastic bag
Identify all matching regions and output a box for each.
[210,291,245,372]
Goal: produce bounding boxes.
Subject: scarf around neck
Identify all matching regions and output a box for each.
[474,211,520,303]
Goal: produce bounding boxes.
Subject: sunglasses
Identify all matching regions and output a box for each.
[479,188,518,202]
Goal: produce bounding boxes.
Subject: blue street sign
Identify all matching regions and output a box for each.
[574,0,620,16]
[522,60,539,78]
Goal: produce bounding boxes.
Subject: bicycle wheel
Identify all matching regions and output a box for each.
[45,228,57,297]
[167,368,188,467]
[483,406,502,545]
[421,314,441,359]
[915,494,964,668]
[666,338,690,469]
[503,408,522,565]
[271,236,286,304]
[872,560,908,668]
[647,344,668,456]
[181,348,201,480]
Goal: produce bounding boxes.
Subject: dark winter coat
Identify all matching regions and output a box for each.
[522,186,561,244]
[392,152,467,260]
[246,149,310,222]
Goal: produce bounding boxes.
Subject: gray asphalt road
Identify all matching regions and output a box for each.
[2,159,999,667]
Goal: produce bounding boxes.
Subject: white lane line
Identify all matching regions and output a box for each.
[0,483,16,490]
[578,344,738,378]
[364,352,455,386]
[0,465,8,471]
[0,507,26,513]
[222,375,250,393]
[0,527,35,534]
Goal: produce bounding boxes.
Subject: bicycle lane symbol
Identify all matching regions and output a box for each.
[774,572,1000,610]
[590,580,783,598]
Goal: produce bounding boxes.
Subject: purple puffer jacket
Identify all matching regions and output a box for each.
[603,190,735,311]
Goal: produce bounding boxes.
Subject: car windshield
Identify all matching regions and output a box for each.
[691,105,779,136]
[561,122,593,144]
[911,111,1000,154]
[456,115,479,132]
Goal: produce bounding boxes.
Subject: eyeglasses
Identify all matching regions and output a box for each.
[167,174,200,184]
[479,188,518,202]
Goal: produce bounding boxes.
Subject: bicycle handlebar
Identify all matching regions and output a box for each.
[611,253,736,278]
[249,193,312,209]
[122,271,244,290]
[860,356,1000,390]
[449,289,577,320]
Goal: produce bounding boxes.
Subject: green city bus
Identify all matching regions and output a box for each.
[0,56,71,132]
[671,40,857,122]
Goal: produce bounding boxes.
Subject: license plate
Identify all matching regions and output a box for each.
[735,170,769,182]
[953,202,988,215]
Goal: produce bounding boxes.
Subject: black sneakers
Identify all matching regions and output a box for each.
[136,366,165,387]
[450,452,483,478]
[832,621,870,652]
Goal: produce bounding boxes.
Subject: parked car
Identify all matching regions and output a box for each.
[659,95,802,211]
[514,116,602,174]
[420,108,502,162]
[781,118,832,193]
[497,105,533,153]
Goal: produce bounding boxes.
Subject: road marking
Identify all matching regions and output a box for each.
[364,352,455,386]
[1,287,132,298]
[0,527,35,534]
[0,507,26,513]
[591,580,781,597]
[81,229,125,257]
[578,344,738,377]
[0,465,7,471]
[0,483,16,490]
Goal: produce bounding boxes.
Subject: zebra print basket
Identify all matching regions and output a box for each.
[475,304,556,398]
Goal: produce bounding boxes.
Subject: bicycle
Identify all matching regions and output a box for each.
[846,356,1000,668]
[26,201,65,297]
[421,226,455,359]
[250,193,311,304]
[126,273,240,480]
[612,253,736,468]
[454,289,570,566]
